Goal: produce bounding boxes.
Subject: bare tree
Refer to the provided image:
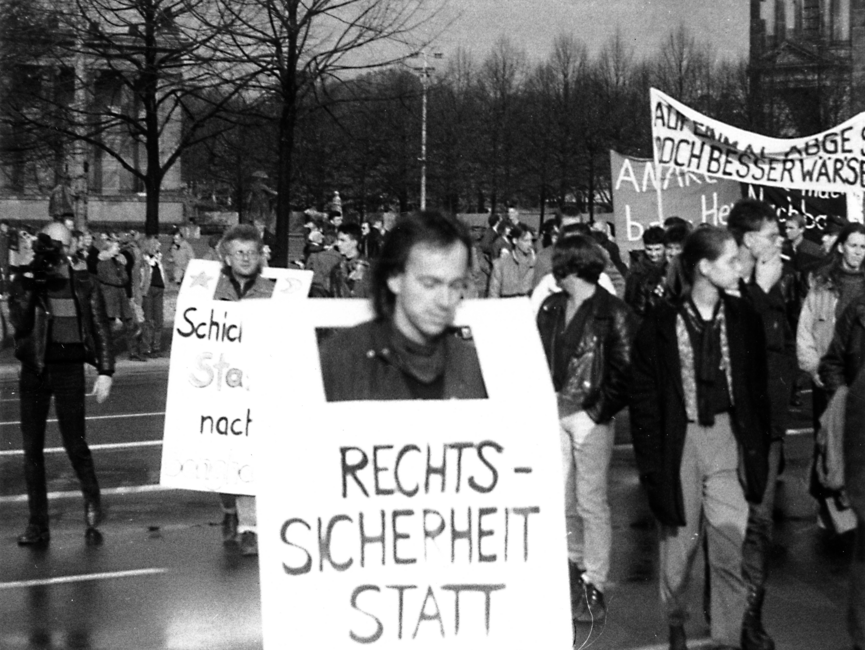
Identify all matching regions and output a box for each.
[209,0,441,266]
[477,37,527,215]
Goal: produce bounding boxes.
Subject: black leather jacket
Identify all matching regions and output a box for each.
[537,287,637,423]
[9,264,115,375]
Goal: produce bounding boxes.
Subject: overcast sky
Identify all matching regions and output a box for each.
[426,0,748,63]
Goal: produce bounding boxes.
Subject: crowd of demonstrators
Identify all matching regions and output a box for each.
[537,234,638,624]
[6,201,865,648]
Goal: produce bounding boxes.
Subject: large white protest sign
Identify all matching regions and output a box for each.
[160,259,312,496]
[651,87,865,195]
[245,298,571,649]
[610,150,741,254]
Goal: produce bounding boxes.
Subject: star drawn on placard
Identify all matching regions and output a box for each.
[188,270,213,290]
[278,278,302,295]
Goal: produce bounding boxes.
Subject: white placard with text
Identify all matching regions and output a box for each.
[159,259,312,495]
[245,298,571,649]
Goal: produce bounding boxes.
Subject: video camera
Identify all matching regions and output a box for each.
[30,233,66,280]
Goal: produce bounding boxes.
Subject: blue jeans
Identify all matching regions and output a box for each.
[20,363,100,528]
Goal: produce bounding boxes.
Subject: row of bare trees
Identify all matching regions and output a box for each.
[0,1,848,266]
[185,26,753,227]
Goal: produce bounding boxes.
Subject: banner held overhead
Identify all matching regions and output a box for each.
[651,88,865,194]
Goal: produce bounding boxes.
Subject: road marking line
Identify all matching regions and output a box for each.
[0,484,170,504]
[0,411,164,427]
[0,440,162,457]
[0,568,168,590]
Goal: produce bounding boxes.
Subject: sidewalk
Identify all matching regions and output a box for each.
[0,286,178,380]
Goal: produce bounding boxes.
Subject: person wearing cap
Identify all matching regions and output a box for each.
[9,222,114,547]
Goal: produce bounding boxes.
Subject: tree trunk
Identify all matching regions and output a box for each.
[273,98,296,268]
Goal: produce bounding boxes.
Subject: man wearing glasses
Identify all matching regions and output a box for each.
[213,223,275,556]
[725,199,797,650]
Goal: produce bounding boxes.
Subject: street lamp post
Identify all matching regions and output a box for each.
[409,50,442,210]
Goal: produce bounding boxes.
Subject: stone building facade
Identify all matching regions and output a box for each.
[750,0,865,135]
[0,2,183,225]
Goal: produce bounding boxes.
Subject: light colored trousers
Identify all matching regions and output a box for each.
[236,496,257,534]
[659,413,748,648]
[560,410,615,592]
[220,494,257,534]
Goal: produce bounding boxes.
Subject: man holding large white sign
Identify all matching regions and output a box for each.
[159,226,312,557]
[246,211,571,648]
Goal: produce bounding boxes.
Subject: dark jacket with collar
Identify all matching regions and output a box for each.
[319,318,487,402]
[536,286,637,423]
[629,296,770,527]
[10,263,115,375]
[740,278,797,439]
[819,294,865,393]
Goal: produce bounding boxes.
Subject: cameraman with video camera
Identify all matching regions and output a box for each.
[9,222,114,547]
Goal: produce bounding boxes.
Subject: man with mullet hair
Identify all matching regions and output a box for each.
[319,211,486,402]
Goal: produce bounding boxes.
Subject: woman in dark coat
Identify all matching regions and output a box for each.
[630,226,770,650]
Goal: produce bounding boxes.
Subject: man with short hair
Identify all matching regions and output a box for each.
[625,225,667,317]
[213,223,275,556]
[488,224,536,298]
[784,213,823,273]
[320,211,486,401]
[727,198,797,650]
[664,222,690,264]
[10,223,114,547]
[330,222,370,298]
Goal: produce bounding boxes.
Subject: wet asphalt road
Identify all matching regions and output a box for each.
[0,363,857,649]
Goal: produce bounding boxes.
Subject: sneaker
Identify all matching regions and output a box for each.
[222,512,238,545]
[575,582,606,624]
[240,531,258,556]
